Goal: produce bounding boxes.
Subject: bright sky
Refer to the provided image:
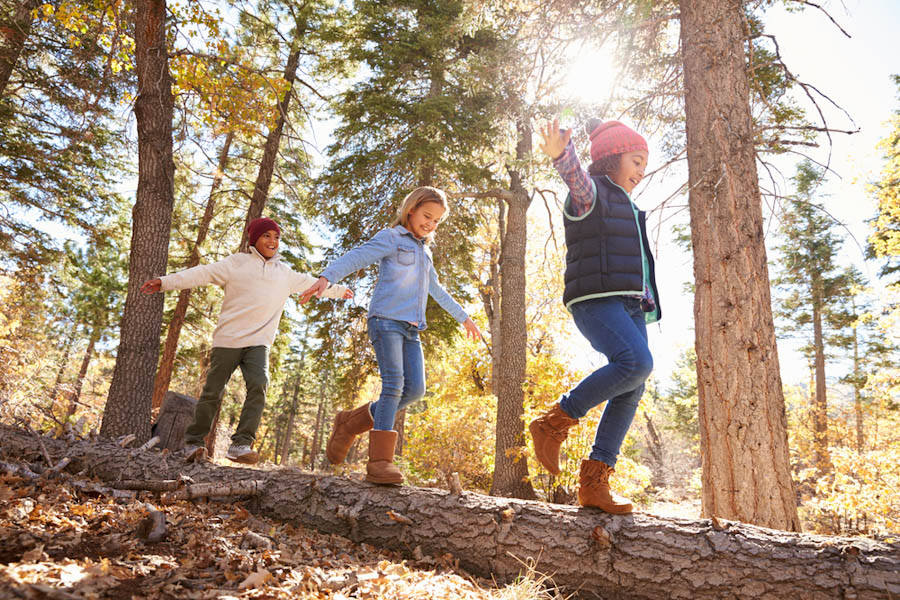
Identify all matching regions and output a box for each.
[552,0,900,389]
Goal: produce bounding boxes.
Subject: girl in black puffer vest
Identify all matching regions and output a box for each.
[529,117,662,514]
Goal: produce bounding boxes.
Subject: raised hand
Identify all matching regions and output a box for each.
[538,117,572,160]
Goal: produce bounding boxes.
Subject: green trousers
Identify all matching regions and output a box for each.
[185,345,269,447]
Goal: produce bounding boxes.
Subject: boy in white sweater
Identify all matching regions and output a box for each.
[141,217,352,464]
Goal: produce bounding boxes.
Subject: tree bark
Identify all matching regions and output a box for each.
[2,424,897,600]
[238,48,301,253]
[152,391,196,452]
[101,0,174,443]
[679,0,800,530]
[0,0,40,97]
[490,118,535,500]
[151,131,234,413]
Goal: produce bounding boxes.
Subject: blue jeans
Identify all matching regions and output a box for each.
[367,317,426,431]
[559,297,653,466]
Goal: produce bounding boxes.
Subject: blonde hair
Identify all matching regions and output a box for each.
[391,186,450,244]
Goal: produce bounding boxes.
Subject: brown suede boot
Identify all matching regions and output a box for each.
[366,430,403,485]
[529,404,579,475]
[326,403,374,464]
[578,459,633,514]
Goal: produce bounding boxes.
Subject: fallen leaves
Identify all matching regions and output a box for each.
[0,469,536,599]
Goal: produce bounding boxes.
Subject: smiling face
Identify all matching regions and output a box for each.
[609,150,648,194]
[406,201,446,240]
[254,229,280,259]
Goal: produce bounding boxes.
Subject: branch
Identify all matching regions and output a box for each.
[448,189,515,202]
[785,0,852,38]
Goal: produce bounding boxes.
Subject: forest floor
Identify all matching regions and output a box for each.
[0,466,565,600]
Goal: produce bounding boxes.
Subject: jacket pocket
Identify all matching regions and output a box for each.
[397,247,415,266]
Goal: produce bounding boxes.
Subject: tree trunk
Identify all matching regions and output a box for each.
[238,48,301,253]
[67,325,101,417]
[482,201,504,396]
[679,0,800,531]
[641,410,665,487]
[853,323,864,454]
[101,0,174,443]
[490,119,535,500]
[2,424,897,600]
[0,0,40,97]
[812,295,830,475]
[151,132,234,413]
[310,388,326,469]
[152,391,196,452]
[279,382,300,465]
[49,337,73,406]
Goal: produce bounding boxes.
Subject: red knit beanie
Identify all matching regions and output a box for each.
[247,217,281,246]
[588,120,648,163]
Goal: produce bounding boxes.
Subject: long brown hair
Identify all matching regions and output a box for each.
[390,186,450,244]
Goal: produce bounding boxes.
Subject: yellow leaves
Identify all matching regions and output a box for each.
[799,443,900,536]
[168,50,285,138]
[69,503,95,518]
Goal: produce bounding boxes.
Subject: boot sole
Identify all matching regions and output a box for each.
[227,453,259,465]
[579,502,633,515]
[366,476,403,485]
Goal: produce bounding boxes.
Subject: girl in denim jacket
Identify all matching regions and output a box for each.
[301,187,481,484]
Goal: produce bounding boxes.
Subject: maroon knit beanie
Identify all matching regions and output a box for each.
[588,120,648,163]
[247,217,281,246]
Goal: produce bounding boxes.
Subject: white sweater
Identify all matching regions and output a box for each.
[160,247,348,348]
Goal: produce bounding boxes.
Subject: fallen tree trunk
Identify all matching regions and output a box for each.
[0,424,897,599]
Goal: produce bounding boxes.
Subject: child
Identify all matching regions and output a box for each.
[300,186,481,484]
[141,217,352,464]
[530,117,662,514]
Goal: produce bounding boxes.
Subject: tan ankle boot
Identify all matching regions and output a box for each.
[366,430,403,485]
[326,403,374,464]
[529,404,578,475]
[578,459,633,514]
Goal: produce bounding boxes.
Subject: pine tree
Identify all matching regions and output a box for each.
[0,1,130,267]
[774,161,856,476]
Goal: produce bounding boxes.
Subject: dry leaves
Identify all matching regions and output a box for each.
[0,470,552,599]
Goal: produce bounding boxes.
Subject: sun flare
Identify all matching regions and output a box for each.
[561,44,619,106]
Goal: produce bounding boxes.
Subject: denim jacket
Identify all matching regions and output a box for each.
[320,226,468,330]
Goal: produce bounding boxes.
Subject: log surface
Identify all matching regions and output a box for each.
[1,424,897,599]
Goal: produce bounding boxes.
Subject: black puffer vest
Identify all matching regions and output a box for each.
[562,175,662,322]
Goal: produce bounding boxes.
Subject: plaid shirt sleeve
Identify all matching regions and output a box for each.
[552,139,594,217]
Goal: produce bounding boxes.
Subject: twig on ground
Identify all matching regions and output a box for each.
[137,436,160,452]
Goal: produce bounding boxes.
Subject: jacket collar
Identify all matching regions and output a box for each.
[249,246,281,263]
[395,225,425,243]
